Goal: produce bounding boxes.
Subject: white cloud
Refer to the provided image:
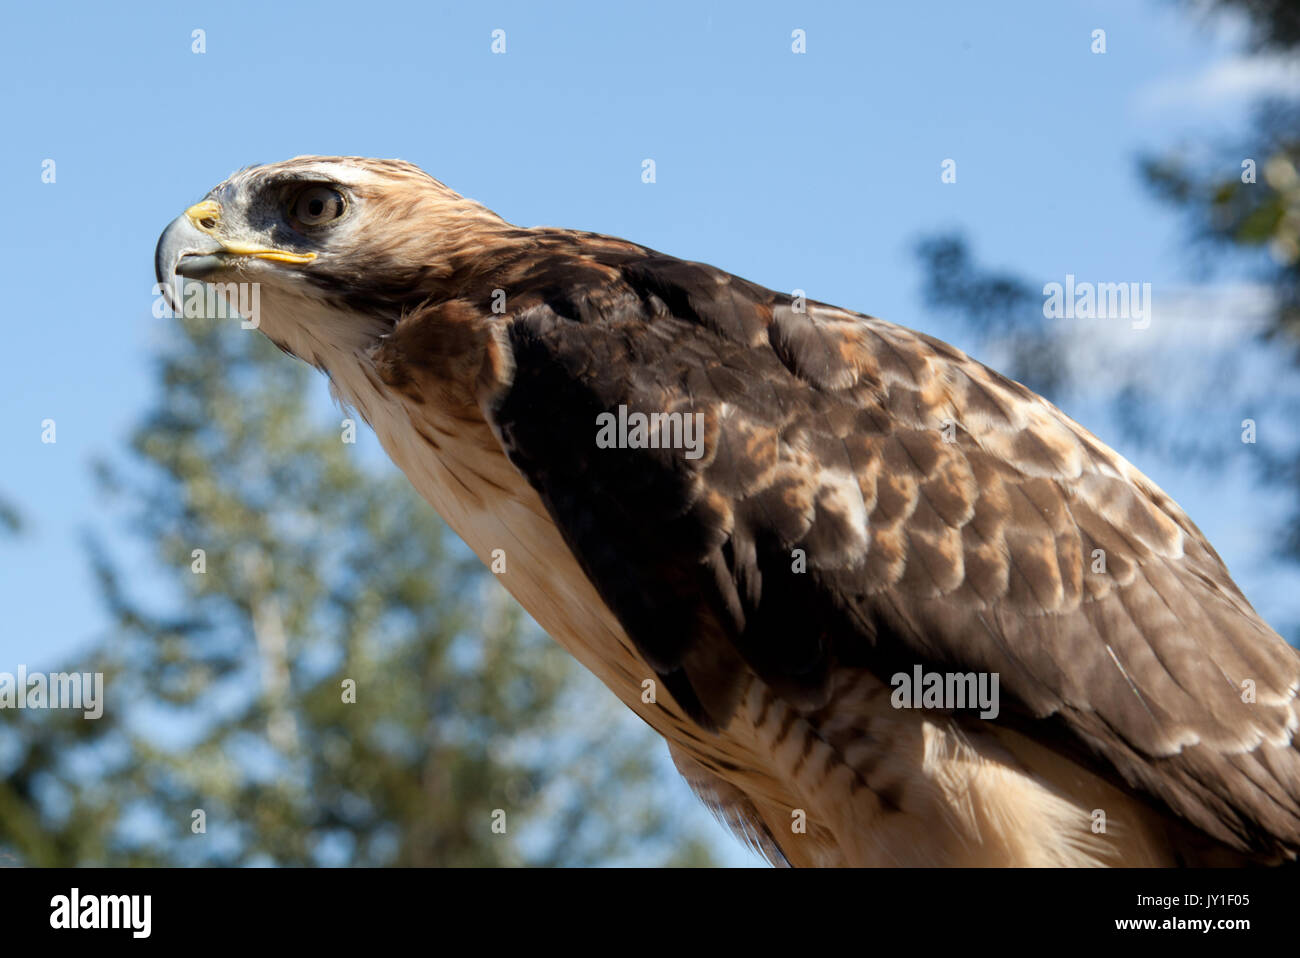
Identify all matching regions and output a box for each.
[1138,55,1300,111]
[1052,282,1276,399]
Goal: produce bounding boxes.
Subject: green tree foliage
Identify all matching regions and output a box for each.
[1179,0,1300,51]
[1140,2,1300,559]
[0,313,715,867]
[0,495,20,536]
[913,2,1299,638]
[1140,100,1299,350]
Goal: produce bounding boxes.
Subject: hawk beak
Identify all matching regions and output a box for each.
[154,200,316,311]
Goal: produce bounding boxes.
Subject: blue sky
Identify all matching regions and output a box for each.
[2,1,1297,864]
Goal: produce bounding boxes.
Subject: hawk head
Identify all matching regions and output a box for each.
[154,156,512,364]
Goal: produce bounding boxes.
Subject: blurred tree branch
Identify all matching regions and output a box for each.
[0,314,716,867]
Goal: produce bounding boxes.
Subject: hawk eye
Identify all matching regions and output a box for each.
[290,185,345,227]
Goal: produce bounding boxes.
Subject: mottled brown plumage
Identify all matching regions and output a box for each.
[155,156,1300,866]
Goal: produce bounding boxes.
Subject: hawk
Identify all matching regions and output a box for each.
[155,156,1300,866]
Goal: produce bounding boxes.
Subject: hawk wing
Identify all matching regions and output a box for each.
[476,239,1300,859]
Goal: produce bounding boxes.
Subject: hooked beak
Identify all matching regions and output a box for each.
[154,199,316,311]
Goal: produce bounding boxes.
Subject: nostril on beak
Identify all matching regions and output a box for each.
[184,200,222,234]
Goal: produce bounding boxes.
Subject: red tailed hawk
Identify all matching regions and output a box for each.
[155,156,1300,866]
